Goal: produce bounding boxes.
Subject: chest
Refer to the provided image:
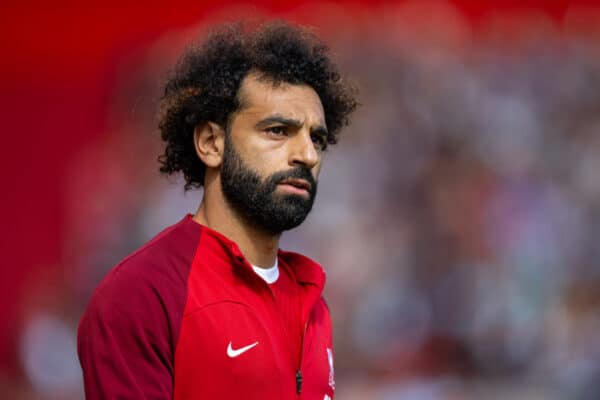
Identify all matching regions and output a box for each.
[173,285,335,399]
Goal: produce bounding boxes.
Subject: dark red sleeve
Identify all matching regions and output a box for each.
[77,220,199,399]
[77,269,171,399]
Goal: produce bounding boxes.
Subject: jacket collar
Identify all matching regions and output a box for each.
[183,214,326,290]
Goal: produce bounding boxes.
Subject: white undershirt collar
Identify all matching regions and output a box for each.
[251,258,279,284]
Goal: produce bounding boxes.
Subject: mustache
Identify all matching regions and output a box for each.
[267,167,317,192]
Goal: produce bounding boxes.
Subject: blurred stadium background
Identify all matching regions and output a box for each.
[2,1,600,398]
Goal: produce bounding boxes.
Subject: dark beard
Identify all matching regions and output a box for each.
[220,137,317,235]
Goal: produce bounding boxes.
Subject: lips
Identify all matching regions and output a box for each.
[279,178,311,192]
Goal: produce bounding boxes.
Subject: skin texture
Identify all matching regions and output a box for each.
[193,72,327,268]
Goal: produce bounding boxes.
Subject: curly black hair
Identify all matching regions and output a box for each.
[158,21,359,190]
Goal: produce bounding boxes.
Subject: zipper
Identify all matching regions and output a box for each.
[295,370,302,394]
[296,320,309,395]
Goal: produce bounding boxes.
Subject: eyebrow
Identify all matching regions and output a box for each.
[255,114,328,137]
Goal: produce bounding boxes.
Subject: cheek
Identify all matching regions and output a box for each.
[234,139,281,176]
[312,162,323,180]
[248,152,285,179]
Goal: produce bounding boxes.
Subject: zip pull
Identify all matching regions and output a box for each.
[296,369,303,394]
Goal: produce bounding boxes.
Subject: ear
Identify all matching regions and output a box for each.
[194,121,225,168]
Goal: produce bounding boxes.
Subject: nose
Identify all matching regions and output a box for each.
[289,129,319,169]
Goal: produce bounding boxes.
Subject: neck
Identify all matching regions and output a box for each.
[193,175,280,269]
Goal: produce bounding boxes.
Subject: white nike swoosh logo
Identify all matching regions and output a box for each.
[227,341,259,358]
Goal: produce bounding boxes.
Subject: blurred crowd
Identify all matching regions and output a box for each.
[7,3,600,399]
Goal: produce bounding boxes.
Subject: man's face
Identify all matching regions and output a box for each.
[220,73,328,234]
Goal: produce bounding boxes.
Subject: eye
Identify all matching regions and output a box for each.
[311,133,328,151]
[266,126,288,136]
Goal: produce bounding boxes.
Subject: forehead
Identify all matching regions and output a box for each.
[236,73,325,124]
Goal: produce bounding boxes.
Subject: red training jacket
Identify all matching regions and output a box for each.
[77,214,335,399]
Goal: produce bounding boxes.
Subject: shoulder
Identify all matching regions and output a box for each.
[81,216,203,329]
[100,216,201,294]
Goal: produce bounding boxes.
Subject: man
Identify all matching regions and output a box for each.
[77,21,357,399]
